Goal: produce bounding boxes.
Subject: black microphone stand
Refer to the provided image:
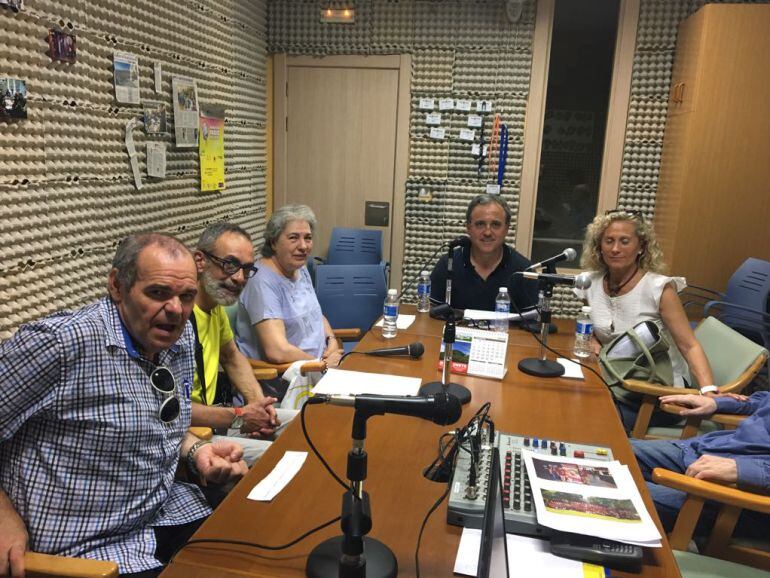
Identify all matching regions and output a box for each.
[419,312,472,404]
[517,270,565,378]
[521,262,559,335]
[306,411,397,578]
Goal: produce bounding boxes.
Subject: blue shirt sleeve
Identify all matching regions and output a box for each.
[0,325,62,441]
[735,455,770,492]
[714,391,768,416]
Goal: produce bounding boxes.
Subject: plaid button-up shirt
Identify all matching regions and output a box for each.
[0,297,211,573]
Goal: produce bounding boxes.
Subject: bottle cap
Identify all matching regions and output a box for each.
[498,287,508,293]
[421,270,429,276]
[387,289,398,296]
[581,305,591,313]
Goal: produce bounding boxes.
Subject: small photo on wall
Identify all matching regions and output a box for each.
[0,0,25,12]
[0,77,28,119]
[143,101,167,134]
[47,29,77,62]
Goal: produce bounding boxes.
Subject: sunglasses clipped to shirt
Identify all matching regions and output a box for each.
[150,366,180,423]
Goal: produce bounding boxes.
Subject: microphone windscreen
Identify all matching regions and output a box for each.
[574,272,592,290]
[409,342,425,358]
[433,392,462,425]
[564,247,577,261]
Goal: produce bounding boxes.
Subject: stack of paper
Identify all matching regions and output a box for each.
[521,450,662,547]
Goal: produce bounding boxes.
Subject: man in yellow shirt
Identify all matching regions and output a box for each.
[190,222,297,466]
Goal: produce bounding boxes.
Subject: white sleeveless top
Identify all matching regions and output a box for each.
[574,271,689,386]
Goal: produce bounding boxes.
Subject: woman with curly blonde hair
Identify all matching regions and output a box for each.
[575,210,716,430]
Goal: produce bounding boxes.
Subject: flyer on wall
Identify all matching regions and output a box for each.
[113,51,140,105]
[199,104,226,191]
[172,75,199,148]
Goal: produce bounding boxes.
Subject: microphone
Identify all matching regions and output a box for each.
[362,342,424,358]
[448,235,471,250]
[519,271,592,289]
[308,392,463,426]
[526,248,577,271]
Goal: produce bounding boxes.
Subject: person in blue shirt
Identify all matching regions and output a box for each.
[632,390,770,538]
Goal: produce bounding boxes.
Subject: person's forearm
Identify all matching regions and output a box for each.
[222,354,264,404]
[191,402,237,429]
[682,345,714,388]
[264,342,316,364]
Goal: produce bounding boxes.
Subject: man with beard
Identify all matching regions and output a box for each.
[191,223,297,466]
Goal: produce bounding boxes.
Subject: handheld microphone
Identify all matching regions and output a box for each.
[362,342,424,358]
[525,248,577,272]
[519,271,592,289]
[308,392,462,426]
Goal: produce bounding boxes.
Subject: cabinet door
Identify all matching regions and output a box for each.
[667,9,704,116]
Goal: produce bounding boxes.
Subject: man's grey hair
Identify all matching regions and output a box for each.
[111,232,191,290]
[196,222,252,253]
[465,194,512,225]
[261,204,317,258]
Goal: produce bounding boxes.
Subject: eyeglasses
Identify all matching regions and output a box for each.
[150,366,180,423]
[201,250,258,278]
[605,209,645,220]
[460,319,493,330]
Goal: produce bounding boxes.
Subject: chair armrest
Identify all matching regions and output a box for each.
[188,427,213,440]
[333,328,361,340]
[704,300,770,322]
[652,468,770,514]
[686,284,724,299]
[25,552,119,577]
[253,368,278,380]
[622,379,699,397]
[248,358,292,373]
[711,413,748,428]
[300,361,327,375]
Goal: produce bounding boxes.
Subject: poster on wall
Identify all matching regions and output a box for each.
[199,105,225,191]
[47,29,76,62]
[113,51,140,104]
[0,0,25,12]
[0,77,27,119]
[172,75,199,148]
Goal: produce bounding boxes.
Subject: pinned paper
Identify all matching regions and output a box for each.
[154,62,162,93]
[146,142,166,178]
[429,127,446,140]
[438,98,455,110]
[476,100,493,113]
[124,118,142,190]
[467,114,482,128]
[455,99,472,112]
[425,112,442,126]
[459,128,475,141]
[419,97,435,110]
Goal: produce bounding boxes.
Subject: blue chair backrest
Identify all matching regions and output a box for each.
[327,227,383,265]
[724,258,770,314]
[315,264,387,333]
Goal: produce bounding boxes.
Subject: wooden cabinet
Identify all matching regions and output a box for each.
[654,4,770,292]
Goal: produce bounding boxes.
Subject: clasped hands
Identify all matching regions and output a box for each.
[237,396,280,438]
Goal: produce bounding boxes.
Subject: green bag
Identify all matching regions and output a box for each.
[598,320,674,387]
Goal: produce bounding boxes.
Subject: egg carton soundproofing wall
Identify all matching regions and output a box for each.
[268,0,765,312]
[0,0,269,340]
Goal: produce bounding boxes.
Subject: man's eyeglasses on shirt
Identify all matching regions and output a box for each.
[150,366,180,423]
[201,250,258,278]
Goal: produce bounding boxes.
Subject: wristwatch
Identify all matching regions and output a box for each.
[699,385,719,395]
[231,406,244,429]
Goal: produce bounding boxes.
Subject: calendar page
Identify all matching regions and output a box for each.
[437,327,508,380]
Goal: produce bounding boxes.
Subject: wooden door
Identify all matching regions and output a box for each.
[274,55,410,289]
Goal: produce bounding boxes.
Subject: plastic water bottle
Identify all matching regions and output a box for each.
[494,287,510,332]
[417,271,431,313]
[574,306,593,358]
[382,289,399,339]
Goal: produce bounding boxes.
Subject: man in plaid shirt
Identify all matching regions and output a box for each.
[0,233,248,577]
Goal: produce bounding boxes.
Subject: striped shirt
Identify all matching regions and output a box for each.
[0,297,211,573]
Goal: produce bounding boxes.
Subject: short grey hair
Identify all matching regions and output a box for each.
[261,204,317,257]
[111,232,191,290]
[465,194,512,225]
[196,222,251,253]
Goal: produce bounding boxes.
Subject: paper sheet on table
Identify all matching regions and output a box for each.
[311,368,421,397]
[557,358,585,379]
[453,529,606,577]
[374,314,415,329]
[247,451,307,501]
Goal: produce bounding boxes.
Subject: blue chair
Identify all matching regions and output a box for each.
[315,264,388,350]
[326,227,384,265]
[684,258,770,350]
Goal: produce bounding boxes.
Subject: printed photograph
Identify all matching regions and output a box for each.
[176,85,198,111]
[47,29,77,63]
[114,59,137,87]
[0,78,28,119]
[143,101,167,134]
[541,490,640,523]
[532,457,617,489]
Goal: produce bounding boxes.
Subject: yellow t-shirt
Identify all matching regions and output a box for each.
[191,304,234,405]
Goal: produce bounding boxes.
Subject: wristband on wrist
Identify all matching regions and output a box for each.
[699,385,719,395]
[186,439,211,479]
[231,406,244,429]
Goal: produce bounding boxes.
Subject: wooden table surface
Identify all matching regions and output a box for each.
[162,314,679,578]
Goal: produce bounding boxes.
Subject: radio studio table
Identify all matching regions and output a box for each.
[162,313,680,578]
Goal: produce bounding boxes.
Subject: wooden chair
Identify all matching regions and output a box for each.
[652,468,770,575]
[620,317,768,439]
[23,552,118,577]
[660,403,748,439]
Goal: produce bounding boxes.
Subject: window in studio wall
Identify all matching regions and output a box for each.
[530,0,621,264]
